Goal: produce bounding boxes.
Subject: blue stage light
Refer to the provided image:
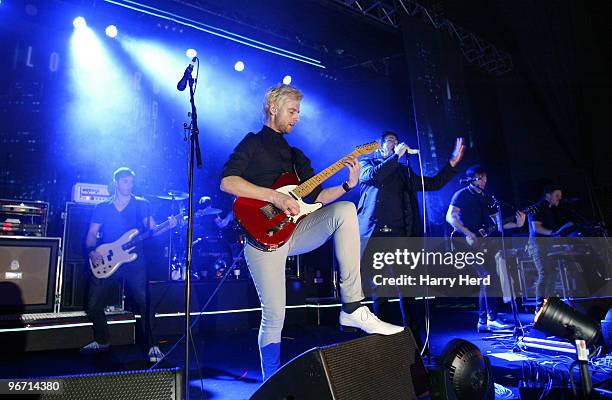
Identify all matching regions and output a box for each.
[185,48,197,58]
[283,75,292,85]
[234,61,245,72]
[103,0,325,69]
[73,17,87,29]
[105,25,118,38]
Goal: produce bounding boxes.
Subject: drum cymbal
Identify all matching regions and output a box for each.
[156,190,189,200]
[196,207,222,216]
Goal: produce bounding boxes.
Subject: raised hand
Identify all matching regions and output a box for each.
[515,211,526,228]
[450,137,466,167]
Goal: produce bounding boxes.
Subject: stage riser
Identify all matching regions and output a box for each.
[3,321,134,352]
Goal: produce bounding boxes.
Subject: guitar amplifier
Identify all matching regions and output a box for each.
[72,183,110,205]
[0,236,61,313]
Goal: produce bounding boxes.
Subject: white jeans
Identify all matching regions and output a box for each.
[245,201,364,368]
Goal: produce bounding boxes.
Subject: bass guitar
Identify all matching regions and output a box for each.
[233,142,380,251]
[90,211,183,278]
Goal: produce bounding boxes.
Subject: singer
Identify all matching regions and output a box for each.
[357,131,464,347]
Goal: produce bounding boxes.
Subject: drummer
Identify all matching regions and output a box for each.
[195,196,233,238]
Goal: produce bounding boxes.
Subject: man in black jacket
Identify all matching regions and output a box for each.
[357,131,464,344]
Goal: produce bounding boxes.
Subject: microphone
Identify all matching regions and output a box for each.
[176,57,196,91]
[459,177,480,184]
[406,146,420,155]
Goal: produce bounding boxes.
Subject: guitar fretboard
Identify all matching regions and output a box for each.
[292,150,360,198]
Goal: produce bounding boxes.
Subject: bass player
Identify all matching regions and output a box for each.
[81,167,176,362]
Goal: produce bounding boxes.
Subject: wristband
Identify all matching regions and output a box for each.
[342,181,353,193]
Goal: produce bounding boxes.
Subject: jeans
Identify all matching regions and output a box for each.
[86,257,156,350]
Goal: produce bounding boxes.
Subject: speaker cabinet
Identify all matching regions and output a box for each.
[251,329,429,400]
[0,236,60,313]
[38,368,182,400]
[61,202,93,263]
[59,203,122,310]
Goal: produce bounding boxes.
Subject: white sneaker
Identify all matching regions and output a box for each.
[487,319,513,330]
[148,346,164,363]
[79,341,110,354]
[339,306,404,336]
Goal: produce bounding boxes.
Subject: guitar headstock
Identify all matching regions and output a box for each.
[354,141,381,156]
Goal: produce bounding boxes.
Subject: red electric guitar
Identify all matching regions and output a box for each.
[233,141,380,251]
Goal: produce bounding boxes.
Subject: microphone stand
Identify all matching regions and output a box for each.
[491,196,522,342]
[182,67,202,400]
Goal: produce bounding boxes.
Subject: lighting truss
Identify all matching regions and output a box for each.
[332,0,513,76]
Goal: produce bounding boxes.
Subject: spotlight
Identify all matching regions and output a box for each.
[105,25,118,38]
[534,297,601,397]
[185,48,197,58]
[73,16,87,29]
[234,61,245,72]
[534,297,600,344]
[282,75,292,85]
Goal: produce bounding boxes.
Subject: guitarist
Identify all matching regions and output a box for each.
[81,167,177,362]
[220,84,403,381]
[446,164,525,332]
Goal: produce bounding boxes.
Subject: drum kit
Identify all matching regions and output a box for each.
[153,190,247,281]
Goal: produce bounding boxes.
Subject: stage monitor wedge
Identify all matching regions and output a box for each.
[251,329,428,400]
[37,367,182,400]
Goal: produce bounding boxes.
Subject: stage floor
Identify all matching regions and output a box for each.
[1,304,609,399]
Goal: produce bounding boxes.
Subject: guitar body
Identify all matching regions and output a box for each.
[233,173,323,251]
[89,229,140,279]
[450,204,538,251]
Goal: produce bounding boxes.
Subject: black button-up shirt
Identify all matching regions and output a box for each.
[221,126,323,201]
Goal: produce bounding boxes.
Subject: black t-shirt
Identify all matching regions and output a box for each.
[221,125,323,202]
[91,196,152,247]
[530,199,562,236]
[449,186,495,233]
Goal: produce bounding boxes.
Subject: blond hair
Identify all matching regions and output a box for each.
[262,83,303,118]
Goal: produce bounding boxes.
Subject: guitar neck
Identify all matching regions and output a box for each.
[483,215,515,236]
[482,205,535,236]
[128,213,179,244]
[292,150,360,198]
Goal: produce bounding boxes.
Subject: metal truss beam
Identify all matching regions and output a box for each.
[332,0,513,75]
